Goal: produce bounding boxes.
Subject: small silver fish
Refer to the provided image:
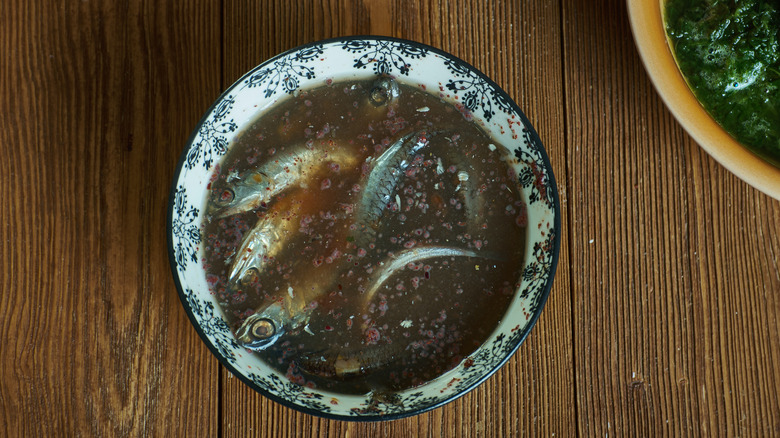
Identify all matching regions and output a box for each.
[298,342,404,379]
[368,75,400,107]
[234,281,323,351]
[209,142,358,219]
[351,130,438,248]
[233,248,348,350]
[362,246,492,304]
[228,197,303,284]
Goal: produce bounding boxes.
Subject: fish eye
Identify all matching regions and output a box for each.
[250,318,276,340]
[236,314,285,351]
[370,86,390,106]
[369,77,399,107]
[240,267,260,285]
[214,188,235,206]
[236,316,281,350]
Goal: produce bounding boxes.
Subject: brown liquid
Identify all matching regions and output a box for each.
[202,78,527,394]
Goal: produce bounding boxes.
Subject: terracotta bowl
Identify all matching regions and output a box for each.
[628,0,780,200]
[167,36,560,420]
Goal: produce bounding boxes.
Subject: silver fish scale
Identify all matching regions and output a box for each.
[352,131,433,248]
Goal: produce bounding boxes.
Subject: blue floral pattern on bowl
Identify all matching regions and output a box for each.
[167,36,560,421]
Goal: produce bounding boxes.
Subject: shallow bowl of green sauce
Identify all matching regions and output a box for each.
[628,0,780,200]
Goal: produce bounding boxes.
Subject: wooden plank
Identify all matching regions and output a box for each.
[563,0,780,435]
[221,0,573,436]
[0,0,221,435]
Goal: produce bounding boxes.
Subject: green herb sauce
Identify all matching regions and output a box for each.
[665,0,780,164]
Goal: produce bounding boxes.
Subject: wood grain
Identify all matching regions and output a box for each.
[221,0,573,436]
[0,0,221,435]
[564,0,780,435]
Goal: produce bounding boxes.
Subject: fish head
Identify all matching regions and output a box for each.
[368,75,400,108]
[208,171,273,219]
[234,302,287,350]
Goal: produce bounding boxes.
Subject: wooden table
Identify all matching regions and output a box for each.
[3,0,779,435]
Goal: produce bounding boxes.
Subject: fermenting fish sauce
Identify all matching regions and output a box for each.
[202,77,527,394]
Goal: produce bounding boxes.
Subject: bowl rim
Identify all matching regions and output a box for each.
[167,34,561,421]
[627,0,780,200]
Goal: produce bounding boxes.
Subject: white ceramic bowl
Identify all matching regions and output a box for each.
[168,36,560,420]
[628,0,780,200]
